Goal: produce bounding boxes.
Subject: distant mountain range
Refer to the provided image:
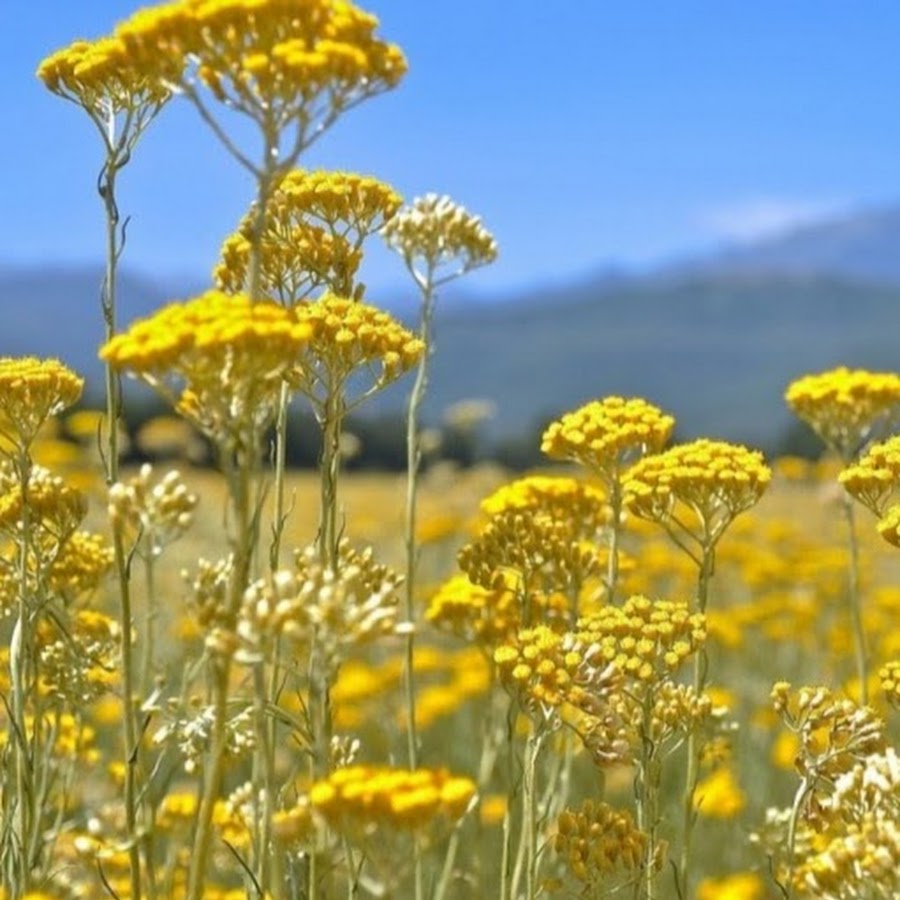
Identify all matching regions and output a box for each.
[3,205,900,450]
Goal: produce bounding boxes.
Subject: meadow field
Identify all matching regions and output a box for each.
[4,1,900,898]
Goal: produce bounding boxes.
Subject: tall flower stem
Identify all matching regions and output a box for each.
[677,543,713,898]
[98,124,144,900]
[7,455,33,892]
[635,689,661,900]
[841,494,868,704]
[403,266,434,900]
[186,445,257,900]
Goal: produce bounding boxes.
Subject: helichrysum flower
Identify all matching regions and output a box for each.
[879,660,900,708]
[693,765,746,818]
[493,625,619,726]
[0,357,83,455]
[383,193,498,280]
[839,434,900,516]
[876,503,900,548]
[624,439,771,549]
[480,475,609,535]
[100,290,312,444]
[37,33,170,134]
[48,531,114,599]
[577,595,707,686]
[290,294,423,406]
[542,396,675,480]
[785,366,900,459]
[309,765,476,832]
[116,0,406,140]
[426,573,520,648]
[215,170,401,301]
[551,800,648,888]
[696,873,765,900]
[108,463,198,557]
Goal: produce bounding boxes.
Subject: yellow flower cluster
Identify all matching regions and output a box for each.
[785,366,900,458]
[480,475,608,534]
[541,396,674,478]
[577,595,706,685]
[879,660,900,708]
[624,439,771,546]
[0,465,87,549]
[382,193,498,275]
[771,682,885,782]
[100,291,311,442]
[551,800,647,885]
[116,0,407,129]
[426,574,520,648]
[696,873,765,900]
[693,765,746,818]
[493,626,618,721]
[310,765,476,831]
[37,34,170,116]
[291,295,423,402]
[215,170,401,301]
[48,531,114,599]
[839,434,900,516]
[0,357,83,454]
[876,503,900,549]
[458,508,602,600]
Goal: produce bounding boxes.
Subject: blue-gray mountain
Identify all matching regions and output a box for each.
[3,205,899,448]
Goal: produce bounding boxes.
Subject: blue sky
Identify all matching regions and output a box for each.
[4,1,900,295]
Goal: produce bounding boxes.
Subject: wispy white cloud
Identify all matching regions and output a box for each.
[697,197,845,243]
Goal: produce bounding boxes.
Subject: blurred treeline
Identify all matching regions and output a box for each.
[77,390,829,471]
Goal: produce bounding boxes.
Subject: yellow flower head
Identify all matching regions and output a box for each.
[0,357,83,455]
[426,573,520,648]
[840,434,900,517]
[100,290,311,444]
[577,595,707,686]
[37,33,171,119]
[116,0,406,138]
[215,170,401,301]
[480,475,608,534]
[290,295,423,407]
[542,396,675,481]
[552,800,648,886]
[310,765,476,831]
[693,766,746,818]
[878,503,900,548]
[493,625,619,722]
[879,660,900,708]
[48,530,114,599]
[383,193,498,281]
[785,366,900,459]
[697,873,765,900]
[624,439,771,548]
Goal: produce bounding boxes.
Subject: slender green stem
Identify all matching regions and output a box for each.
[139,552,157,701]
[782,776,810,900]
[841,495,868,704]
[186,448,256,900]
[677,544,713,898]
[403,276,434,900]
[523,729,546,900]
[635,688,659,900]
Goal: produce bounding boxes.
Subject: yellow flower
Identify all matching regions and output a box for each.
[37,33,170,116]
[876,503,900,548]
[542,396,674,480]
[0,357,83,455]
[839,434,900,516]
[785,366,900,459]
[696,872,765,900]
[624,439,771,547]
[290,294,423,407]
[693,766,746,818]
[310,765,476,831]
[100,290,311,444]
[215,170,401,301]
[116,0,406,140]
